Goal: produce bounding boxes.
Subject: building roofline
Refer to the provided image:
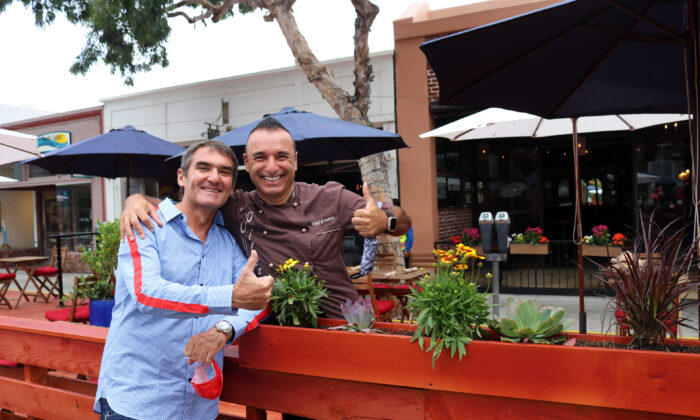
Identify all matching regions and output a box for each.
[100,50,395,103]
[1,106,103,130]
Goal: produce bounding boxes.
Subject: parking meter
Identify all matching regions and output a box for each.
[478,212,494,253]
[495,211,511,254]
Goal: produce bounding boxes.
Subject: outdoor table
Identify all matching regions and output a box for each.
[0,256,50,308]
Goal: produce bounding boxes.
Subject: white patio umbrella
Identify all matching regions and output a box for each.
[420,108,689,141]
[421,109,691,327]
[0,128,40,166]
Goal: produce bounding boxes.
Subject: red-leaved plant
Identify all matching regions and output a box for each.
[597,214,699,347]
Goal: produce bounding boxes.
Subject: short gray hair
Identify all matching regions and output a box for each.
[180,140,238,185]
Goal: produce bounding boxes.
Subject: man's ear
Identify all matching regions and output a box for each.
[177,168,186,188]
[243,153,251,172]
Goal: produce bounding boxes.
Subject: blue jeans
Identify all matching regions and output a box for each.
[99,398,136,420]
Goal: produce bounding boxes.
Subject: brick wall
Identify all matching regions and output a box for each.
[0,247,39,258]
[438,208,473,242]
[427,67,440,103]
[64,251,91,273]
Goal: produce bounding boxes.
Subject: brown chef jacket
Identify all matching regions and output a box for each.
[221,181,366,319]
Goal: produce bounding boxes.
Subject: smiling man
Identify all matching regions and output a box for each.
[96,140,274,420]
[121,117,411,319]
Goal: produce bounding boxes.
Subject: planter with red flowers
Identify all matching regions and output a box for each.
[509,227,549,255]
[582,225,626,257]
[451,227,484,255]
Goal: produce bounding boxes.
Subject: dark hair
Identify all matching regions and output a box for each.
[245,117,295,153]
[180,140,238,186]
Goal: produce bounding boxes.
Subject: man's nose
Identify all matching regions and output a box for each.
[207,168,223,183]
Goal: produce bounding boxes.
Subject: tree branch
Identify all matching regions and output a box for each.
[351,0,378,117]
[264,0,369,124]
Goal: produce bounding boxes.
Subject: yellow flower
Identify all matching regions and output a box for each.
[303,262,310,270]
[485,272,493,279]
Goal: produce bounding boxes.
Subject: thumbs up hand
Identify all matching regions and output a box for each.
[232,250,274,310]
[351,183,388,238]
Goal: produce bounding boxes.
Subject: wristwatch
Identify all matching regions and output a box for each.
[383,209,397,233]
[215,320,233,341]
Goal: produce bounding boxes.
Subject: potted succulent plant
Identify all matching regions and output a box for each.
[66,219,119,327]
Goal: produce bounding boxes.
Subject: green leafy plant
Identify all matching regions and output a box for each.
[330,297,382,333]
[270,258,328,328]
[408,244,491,367]
[489,298,571,344]
[66,220,120,301]
[598,214,699,347]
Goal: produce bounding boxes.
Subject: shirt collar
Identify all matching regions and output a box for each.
[160,198,225,227]
[159,198,182,222]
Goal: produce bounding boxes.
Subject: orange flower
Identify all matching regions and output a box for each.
[539,236,549,244]
[611,233,626,246]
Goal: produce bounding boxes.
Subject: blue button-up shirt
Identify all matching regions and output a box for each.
[95,199,266,420]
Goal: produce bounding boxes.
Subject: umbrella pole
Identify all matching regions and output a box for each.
[126,156,131,198]
[572,117,586,334]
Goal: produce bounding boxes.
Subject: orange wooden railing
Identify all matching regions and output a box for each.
[0,316,272,420]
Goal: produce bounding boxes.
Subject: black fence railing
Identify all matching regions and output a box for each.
[49,232,97,303]
[434,239,614,296]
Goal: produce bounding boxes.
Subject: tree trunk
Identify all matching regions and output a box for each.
[267,0,404,267]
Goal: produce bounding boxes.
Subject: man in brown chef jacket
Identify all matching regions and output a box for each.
[120,117,411,319]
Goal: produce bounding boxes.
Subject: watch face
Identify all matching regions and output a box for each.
[388,217,397,231]
[216,321,232,334]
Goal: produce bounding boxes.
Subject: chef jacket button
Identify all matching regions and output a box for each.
[301,228,307,233]
[263,230,268,235]
[268,263,274,268]
[293,202,298,207]
[258,209,263,214]
[239,207,244,212]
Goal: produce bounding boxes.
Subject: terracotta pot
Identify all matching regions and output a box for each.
[235,320,700,418]
[582,244,622,257]
[509,243,549,255]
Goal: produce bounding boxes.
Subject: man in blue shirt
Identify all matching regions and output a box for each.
[94,140,274,420]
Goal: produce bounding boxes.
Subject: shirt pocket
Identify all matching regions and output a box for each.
[309,221,343,264]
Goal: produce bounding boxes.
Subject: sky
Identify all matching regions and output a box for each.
[0,0,476,116]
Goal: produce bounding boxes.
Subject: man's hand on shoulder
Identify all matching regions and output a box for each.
[351,183,388,238]
[120,194,163,242]
[184,327,228,365]
[232,250,274,310]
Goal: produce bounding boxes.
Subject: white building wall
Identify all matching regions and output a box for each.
[102,51,396,219]
[0,190,36,248]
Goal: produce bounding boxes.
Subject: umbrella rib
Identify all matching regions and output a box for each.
[447,6,617,104]
[615,115,634,130]
[582,24,684,44]
[532,118,544,137]
[553,1,658,115]
[603,0,684,42]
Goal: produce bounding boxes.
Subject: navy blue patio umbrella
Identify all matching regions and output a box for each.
[420,0,697,118]
[24,125,185,193]
[168,107,408,166]
[421,0,700,333]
